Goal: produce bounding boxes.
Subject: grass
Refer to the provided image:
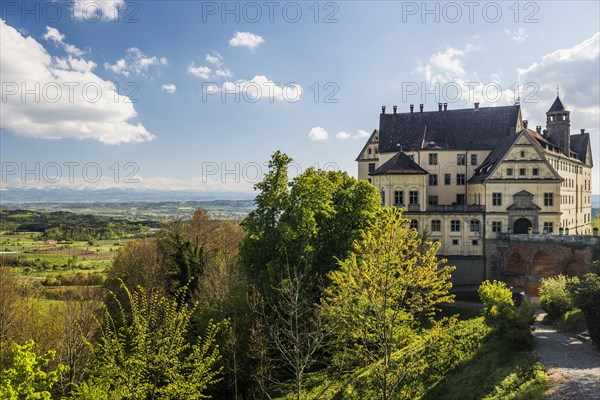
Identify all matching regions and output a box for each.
[423,342,547,400]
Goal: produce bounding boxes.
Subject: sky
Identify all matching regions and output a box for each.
[1,0,599,195]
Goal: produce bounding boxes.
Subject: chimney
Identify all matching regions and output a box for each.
[438,103,443,111]
[419,104,424,113]
[393,105,397,114]
[474,102,480,109]
[443,103,448,111]
[381,106,386,114]
[523,120,528,129]
[410,104,414,113]
[536,126,542,134]
[581,128,585,134]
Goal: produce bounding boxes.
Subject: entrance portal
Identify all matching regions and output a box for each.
[513,218,532,234]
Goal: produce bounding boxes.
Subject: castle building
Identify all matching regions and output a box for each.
[357,97,593,284]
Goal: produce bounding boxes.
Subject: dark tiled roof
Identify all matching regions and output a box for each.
[370,152,428,176]
[570,133,593,166]
[547,96,567,113]
[378,105,521,153]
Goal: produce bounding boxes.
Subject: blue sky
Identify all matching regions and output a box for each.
[1,1,599,194]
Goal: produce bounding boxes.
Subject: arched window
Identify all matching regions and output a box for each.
[380,190,385,206]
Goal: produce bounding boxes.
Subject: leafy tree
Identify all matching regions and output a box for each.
[322,207,454,400]
[0,340,67,400]
[478,281,535,350]
[568,273,600,348]
[539,275,578,321]
[240,152,381,295]
[73,283,223,399]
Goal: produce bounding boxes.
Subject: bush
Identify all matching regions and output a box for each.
[478,281,535,350]
[568,273,600,348]
[539,275,578,321]
[555,309,587,333]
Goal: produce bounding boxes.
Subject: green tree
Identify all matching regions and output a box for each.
[322,207,454,400]
[478,281,535,350]
[73,284,223,399]
[0,340,67,400]
[240,152,381,294]
[568,273,600,348]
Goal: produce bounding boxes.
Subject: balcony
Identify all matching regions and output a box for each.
[425,205,485,213]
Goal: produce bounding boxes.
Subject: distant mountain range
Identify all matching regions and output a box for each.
[0,188,255,203]
[1,188,599,208]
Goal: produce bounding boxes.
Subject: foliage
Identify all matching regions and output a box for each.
[424,345,547,400]
[478,281,535,350]
[322,207,454,399]
[0,340,67,400]
[73,283,223,399]
[555,309,587,333]
[568,273,600,348]
[539,275,578,321]
[240,151,381,295]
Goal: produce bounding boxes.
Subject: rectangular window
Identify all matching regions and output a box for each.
[456,174,465,185]
[409,191,418,205]
[429,174,438,186]
[444,174,451,185]
[472,240,479,246]
[544,193,554,207]
[470,220,481,232]
[471,154,478,166]
[431,220,441,232]
[429,153,438,165]
[452,239,459,246]
[492,221,502,233]
[410,220,418,230]
[519,168,526,176]
[543,222,554,234]
[533,168,539,176]
[380,191,385,206]
[456,194,465,205]
[457,154,466,165]
[507,168,513,176]
[394,190,403,206]
[492,193,502,206]
[520,150,525,158]
[428,196,438,205]
[451,220,461,232]
[368,163,375,173]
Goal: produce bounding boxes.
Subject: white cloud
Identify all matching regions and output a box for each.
[515,32,599,131]
[208,76,302,102]
[0,20,154,144]
[215,69,233,78]
[308,127,328,141]
[187,64,212,79]
[71,0,125,21]
[43,26,84,56]
[205,52,222,66]
[229,31,264,51]
[354,129,371,139]
[105,47,167,77]
[161,83,176,94]
[505,28,528,43]
[336,131,350,140]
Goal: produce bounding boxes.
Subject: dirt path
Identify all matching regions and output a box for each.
[533,322,600,399]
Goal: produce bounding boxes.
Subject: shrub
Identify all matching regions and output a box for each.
[555,309,587,333]
[478,281,535,350]
[539,275,577,321]
[568,273,600,348]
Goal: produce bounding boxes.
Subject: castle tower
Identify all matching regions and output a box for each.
[546,94,570,156]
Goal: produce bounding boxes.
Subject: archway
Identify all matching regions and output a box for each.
[513,218,532,234]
